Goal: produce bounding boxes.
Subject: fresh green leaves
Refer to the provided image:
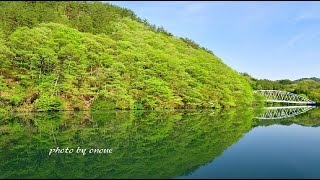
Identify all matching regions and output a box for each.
[34,94,64,111]
[0,1,255,112]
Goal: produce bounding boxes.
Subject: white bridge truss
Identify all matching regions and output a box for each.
[254,90,316,104]
[256,106,315,120]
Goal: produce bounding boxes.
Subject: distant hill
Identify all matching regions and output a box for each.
[294,77,320,83]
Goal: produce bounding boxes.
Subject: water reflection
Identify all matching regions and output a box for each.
[254,106,320,127]
[255,106,316,120]
[0,109,253,179]
[179,107,320,179]
[1,107,319,178]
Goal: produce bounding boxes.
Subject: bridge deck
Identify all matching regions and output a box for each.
[264,106,315,109]
[265,100,316,104]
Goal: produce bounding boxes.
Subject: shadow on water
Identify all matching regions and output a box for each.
[0,106,320,179]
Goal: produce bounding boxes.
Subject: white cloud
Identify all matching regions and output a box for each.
[286,33,306,48]
[183,3,208,14]
[285,31,320,49]
[293,5,320,23]
[294,13,320,22]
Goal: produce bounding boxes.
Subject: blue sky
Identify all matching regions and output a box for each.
[109,1,320,80]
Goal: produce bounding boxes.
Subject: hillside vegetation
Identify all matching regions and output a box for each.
[242,73,320,102]
[0,1,254,112]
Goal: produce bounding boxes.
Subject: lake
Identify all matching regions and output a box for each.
[0,107,320,179]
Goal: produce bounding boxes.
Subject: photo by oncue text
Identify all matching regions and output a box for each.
[49,147,113,155]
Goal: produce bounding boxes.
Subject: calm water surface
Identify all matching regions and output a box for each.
[0,107,319,179]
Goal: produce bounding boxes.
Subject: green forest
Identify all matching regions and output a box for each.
[0,2,318,113]
[0,1,255,112]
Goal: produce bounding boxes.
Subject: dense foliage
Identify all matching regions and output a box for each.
[242,73,320,102]
[0,1,254,112]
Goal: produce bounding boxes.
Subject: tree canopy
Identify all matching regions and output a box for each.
[0,1,254,112]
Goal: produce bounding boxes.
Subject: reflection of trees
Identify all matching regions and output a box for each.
[0,108,254,179]
[253,108,320,127]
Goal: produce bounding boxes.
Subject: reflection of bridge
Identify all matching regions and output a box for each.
[256,106,315,120]
[254,90,316,105]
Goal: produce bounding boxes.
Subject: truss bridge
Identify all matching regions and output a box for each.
[254,90,316,105]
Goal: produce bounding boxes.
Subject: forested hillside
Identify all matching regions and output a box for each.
[294,77,320,83]
[0,1,254,112]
